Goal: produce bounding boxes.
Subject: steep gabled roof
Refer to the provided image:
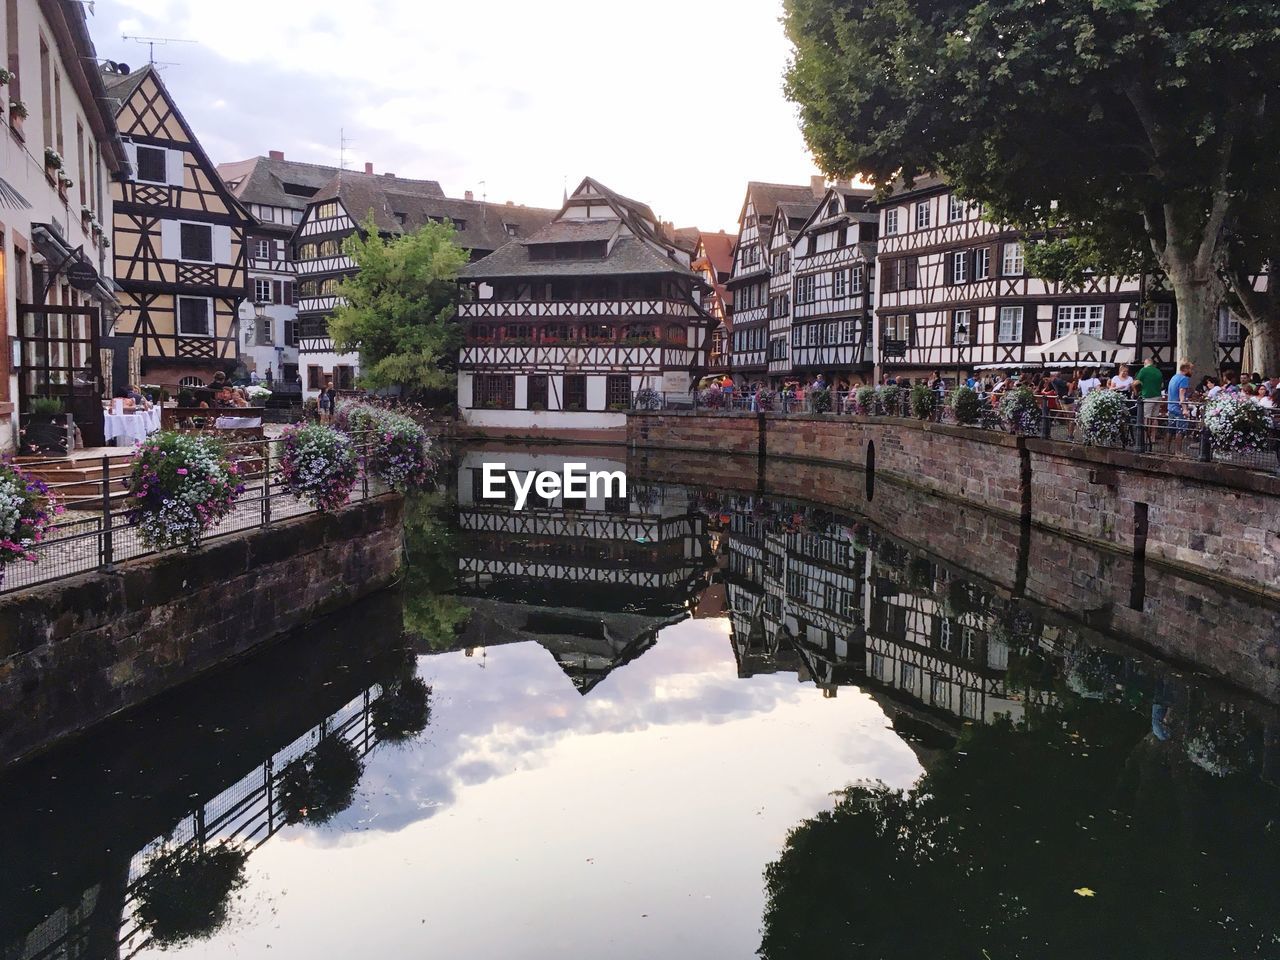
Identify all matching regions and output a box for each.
[697,231,735,276]
[741,181,821,226]
[217,155,343,214]
[796,185,877,237]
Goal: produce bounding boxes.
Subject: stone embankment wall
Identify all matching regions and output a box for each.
[627,411,1280,601]
[631,447,1280,702]
[0,495,404,767]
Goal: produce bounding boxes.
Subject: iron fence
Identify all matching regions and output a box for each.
[3,429,391,596]
[631,388,1280,474]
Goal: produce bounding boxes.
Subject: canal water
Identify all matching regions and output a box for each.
[3,447,1279,959]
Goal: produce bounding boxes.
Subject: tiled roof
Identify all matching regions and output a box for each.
[217,155,343,213]
[747,181,821,219]
[99,64,149,110]
[697,231,735,275]
[459,236,696,280]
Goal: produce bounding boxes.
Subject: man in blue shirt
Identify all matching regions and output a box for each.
[1166,360,1194,430]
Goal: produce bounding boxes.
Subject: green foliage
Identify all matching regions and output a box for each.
[135,843,248,947]
[948,385,980,425]
[402,492,472,649]
[277,736,363,825]
[27,397,65,416]
[909,384,936,420]
[808,388,832,414]
[328,215,470,395]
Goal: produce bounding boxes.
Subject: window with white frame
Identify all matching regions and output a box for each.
[884,314,911,341]
[795,274,816,304]
[135,145,168,185]
[824,322,839,345]
[177,297,212,336]
[832,269,847,299]
[254,278,272,303]
[254,238,272,260]
[841,320,857,344]
[1055,304,1103,337]
[952,250,968,284]
[953,309,972,345]
[1218,305,1243,342]
[885,208,900,235]
[791,326,802,347]
[948,194,966,222]
[915,201,931,230]
[849,264,863,294]
[1143,302,1172,341]
[805,324,818,347]
[1001,241,1024,276]
[998,305,1024,343]
[975,247,991,280]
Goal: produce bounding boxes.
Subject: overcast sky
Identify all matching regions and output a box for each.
[91,0,819,233]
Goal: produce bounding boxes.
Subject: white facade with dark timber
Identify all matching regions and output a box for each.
[869,176,1242,379]
[457,177,713,433]
[789,186,877,382]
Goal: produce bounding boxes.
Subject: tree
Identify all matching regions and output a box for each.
[328,216,471,394]
[783,0,1280,374]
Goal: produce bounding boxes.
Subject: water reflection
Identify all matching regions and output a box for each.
[2,447,1278,958]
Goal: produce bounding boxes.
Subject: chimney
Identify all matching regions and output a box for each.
[384,172,395,178]
[464,190,474,202]
[835,178,852,189]
[810,175,827,198]
[269,150,284,161]
[506,200,514,206]
[364,162,374,174]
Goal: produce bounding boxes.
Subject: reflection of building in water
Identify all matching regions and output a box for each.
[5,685,389,960]
[454,451,714,693]
[455,451,711,612]
[720,497,1051,723]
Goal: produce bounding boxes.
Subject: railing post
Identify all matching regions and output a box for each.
[1039,397,1051,439]
[362,436,370,500]
[1134,398,1146,453]
[1198,419,1213,462]
[261,440,272,527]
[100,455,114,570]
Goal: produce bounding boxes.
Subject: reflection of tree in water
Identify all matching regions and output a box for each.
[403,491,471,649]
[276,737,364,826]
[759,697,1280,959]
[134,842,248,948]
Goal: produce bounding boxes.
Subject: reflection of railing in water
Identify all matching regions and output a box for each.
[4,686,384,960]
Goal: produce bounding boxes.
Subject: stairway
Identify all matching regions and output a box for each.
[14,449,136,512]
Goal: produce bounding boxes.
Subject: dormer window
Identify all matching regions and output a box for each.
[827,198,840,218]
[393,212,407,225]
[504,223,519,237]
[527,240,607,261]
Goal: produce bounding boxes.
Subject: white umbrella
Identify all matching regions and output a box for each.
[1028,331,1135,366]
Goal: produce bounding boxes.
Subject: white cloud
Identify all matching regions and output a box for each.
[92,0,817,230]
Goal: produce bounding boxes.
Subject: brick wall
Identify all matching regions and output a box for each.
[628,412,1280,600]
[0,495,405,767]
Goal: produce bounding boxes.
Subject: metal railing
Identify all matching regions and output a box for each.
[631,388,1280,473]
[2,429,390,596]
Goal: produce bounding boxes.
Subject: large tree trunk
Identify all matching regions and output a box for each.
[1161,257,1224,375]
[1226,257,1280,376]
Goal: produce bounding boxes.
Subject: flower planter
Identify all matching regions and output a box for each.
[19,412,75,457]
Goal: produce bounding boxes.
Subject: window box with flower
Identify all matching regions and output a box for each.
[0,460,63,589]
[44,146,62,171]
[125,432,245,551]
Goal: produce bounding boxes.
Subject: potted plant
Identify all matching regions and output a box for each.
[125,432,245,550]
[134,842,249,948]
[19,396,74,456]
[0,68,13,86]
[44,146,62,171]
[948,385,981,425]
[0,461,62,589]
[277,423,359,511]
[999,386,1041,435]
[1077,389,1130,445]
[1204,394,1270,455]
[8,97,26,136]
[910,383,938,420]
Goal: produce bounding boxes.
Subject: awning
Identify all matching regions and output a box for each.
[973,362,1045,370]
[0,177,32,210]
[31,223,118,306]
[1026,331,1134,366]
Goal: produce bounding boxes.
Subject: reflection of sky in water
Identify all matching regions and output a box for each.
[137,618,920,959]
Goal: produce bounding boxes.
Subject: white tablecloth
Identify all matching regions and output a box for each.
[215,415,263,429]
[104,407,161,445]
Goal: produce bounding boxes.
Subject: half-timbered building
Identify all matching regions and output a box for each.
[868,177,1246,380]
[725,180,823,382]
[1,0,128,450]
[691,231,734,374]
[457,177,713,435]
[219,151,342,388]
[292,168,556,398]
[101,64,249,389]
[764,201,816,383]
[789,186,877,384]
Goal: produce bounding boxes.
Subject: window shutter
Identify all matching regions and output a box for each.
[908,314,918,347]
[1023,305,1037,344]
[1103,302,1119,341]
[882,261,897,294]
[272,281,283,305]
[165,148,184,187]
[906,257,918,289]
[986,245,998,278]
[284,282,295,306]
[969,250,978,281]
[943,253,953,286]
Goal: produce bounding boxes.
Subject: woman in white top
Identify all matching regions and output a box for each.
[1109,364,1135,394]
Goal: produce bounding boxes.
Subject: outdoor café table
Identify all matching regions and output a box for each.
[103,410,154,446]
[214,415,264,429]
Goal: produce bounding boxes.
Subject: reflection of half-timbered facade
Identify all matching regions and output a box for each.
[292,171,556,399]
[869,176,1240,378]
[102,65,249,387]
[789,187,877,383]
[726,181,822,381]
[458,178,713,434]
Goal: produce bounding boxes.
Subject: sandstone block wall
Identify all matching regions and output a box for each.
[0,495,405,767]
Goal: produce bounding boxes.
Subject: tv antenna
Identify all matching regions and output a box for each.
[339,128,354,171]
[121,34,196,67]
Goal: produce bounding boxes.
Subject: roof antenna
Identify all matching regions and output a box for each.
[121,34,195,68]
[339,128,353,172]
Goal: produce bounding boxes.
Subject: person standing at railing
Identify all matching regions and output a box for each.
[1167,361,1194,434]
[1109,364,1135,395]
[1078,367,1102,398]
[1135,357,1164,443]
